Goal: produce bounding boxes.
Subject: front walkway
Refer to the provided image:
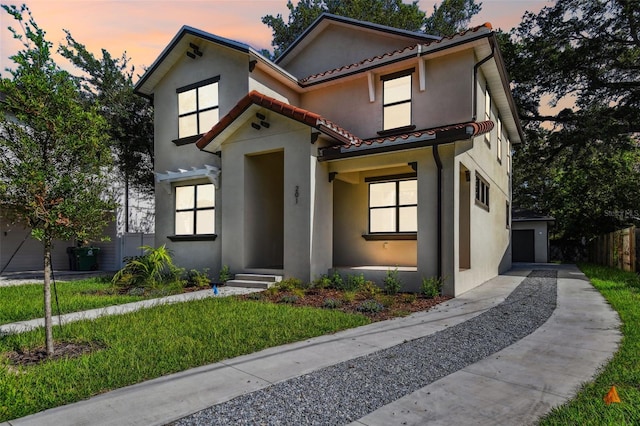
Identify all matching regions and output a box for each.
[1,264,621,426]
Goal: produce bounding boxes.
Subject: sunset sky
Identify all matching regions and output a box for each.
[0,0,553,80]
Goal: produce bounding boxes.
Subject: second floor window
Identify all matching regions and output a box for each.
[369,178,417,233]
[175,183,215,235]
[382,71,412,131]
[475,174,490,211]
[177,77,220,139]
[484,86,492,145]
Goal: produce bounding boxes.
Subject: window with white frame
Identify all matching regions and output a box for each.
[177,77,219,140]
[175,183,215,235]
[382,71,413,131]
[484,86,492,145]
[368,177,417,233]
[507,139,512,175]
[475,173,490,211]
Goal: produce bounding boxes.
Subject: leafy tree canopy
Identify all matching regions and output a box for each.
[423,0,482,37]
[0,4,115,354]
[501,0,640,241]
[60,32,154,194]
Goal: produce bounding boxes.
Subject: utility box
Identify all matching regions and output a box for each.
[67,247,100,271]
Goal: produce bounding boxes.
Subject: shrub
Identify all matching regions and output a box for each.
[185,269,210,288]
[322,298,342,309]
[112,245,181,290]
[342,291,356,303]
[421,276,444,298]
[312,274,332,290]
[401,293,417,304]
[356,299,384,313]
[343,273,365,291]
[383,268,402,295]
[330,271,344,290]
[358,280,381,299]
[276,277,304,292]
[246,292,264,300]
[279,294,299,304]
[218,265,231,283]
[375,294,395,309]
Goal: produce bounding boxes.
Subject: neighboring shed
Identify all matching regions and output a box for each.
[511,210,555,263]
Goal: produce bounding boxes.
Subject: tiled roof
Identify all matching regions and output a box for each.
[300,23,493,85]
[318,120,494,160]
[344,120,494,150]
[196,91,362,150]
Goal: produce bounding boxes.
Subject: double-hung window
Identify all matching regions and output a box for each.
[177,77,220,141]
[175,183,215,235]
[382,70,413,131]
[497,116,503,163]
[368,177,417,233]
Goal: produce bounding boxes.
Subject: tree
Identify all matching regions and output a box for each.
[423,0,482,36]
[501,0,640,242]
[0,4,115,355]
[262,0,427,58]
[59,33,154,197]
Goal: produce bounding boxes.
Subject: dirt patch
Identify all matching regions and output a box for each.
[5,341,106,368]
[240,289,450,322]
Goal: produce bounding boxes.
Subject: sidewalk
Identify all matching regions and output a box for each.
[1,265,621,426]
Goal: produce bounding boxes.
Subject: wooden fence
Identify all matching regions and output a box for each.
[589,226,638,272]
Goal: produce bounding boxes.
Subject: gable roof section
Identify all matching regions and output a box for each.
[276,13,440,68]
[133,26,298,98]
[196,91,362,152]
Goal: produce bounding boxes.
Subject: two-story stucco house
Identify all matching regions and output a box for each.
[134,14,523,296]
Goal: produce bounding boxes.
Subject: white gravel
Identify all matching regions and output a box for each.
[170,270,557,426]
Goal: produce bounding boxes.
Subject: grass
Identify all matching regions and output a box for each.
[538,264,640,425]
[0,277,172,325]
[0,296,370,422]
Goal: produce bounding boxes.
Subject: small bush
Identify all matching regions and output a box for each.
[312,274,332,290]
[342,291,356,303]
[400,293,417,304]
[383,268,402,295]
[375,294,395,309]
[330,271,344,290]
[246,292,264,300]
[322,298,342,309]
[185,269,210,288]
[112,245,181,290]
[279,294,299,304]
[356,299,384,313]
[276,277,304,292]
[421,276,444,298]
[218,265,231,283]
[358,280,381,298]
[343,273,365,291]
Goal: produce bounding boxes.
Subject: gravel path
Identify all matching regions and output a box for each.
[172,270,557,426]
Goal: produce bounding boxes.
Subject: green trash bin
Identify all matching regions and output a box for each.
[73,247,100,271]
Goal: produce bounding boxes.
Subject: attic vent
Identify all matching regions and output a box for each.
[186,43,203,59]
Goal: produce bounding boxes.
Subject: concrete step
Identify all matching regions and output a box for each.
[225,279,276,289]
[233,274,283,283]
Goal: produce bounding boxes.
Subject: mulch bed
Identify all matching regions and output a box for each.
[240,288,450,322]
[5,341,106,368]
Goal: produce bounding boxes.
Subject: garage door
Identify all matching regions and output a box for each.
[513,229,535,262]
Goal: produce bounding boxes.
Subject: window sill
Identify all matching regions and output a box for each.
[475,200,490,212]
[362,233,417,241]
[377,125,416,137]
[167,234,217,242]
[172,134,203,146]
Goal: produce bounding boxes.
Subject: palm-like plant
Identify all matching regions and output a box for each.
[112,245,178,289]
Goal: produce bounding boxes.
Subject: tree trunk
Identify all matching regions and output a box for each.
[43,235,54,355]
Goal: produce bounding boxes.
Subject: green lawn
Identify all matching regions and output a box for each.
[0,296,369,422]
[0,277,181,325]
[538,264,640,425]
